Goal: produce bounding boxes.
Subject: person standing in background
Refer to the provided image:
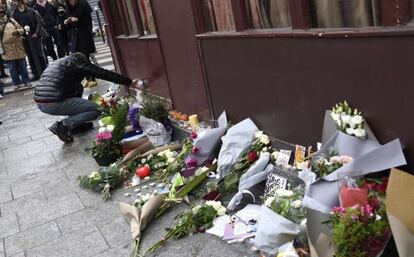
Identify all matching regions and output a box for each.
[33,0,64,59]
[65,0,96,88]
[56,2,68,55]
[10,0,47,80]
[0,3,31,90]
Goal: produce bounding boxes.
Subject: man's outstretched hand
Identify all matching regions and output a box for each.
[130,79,140,88]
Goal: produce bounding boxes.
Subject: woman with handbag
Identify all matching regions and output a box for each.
[0,3,31,90]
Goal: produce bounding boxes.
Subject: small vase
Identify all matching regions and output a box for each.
[93,152,120,166]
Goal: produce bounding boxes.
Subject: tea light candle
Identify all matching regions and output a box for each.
[188,114,199,128]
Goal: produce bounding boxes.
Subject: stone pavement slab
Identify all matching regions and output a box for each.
[0,213,19,239]
[26,226,109,257]
[4,221,61,256]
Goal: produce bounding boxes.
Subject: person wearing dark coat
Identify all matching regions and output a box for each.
[65,0,97,87]
[33,0,64,59]
[34,53,138,143]
[10,0,47,80]
[56,4,69,55]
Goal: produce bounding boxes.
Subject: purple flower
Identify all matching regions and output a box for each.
[128,107,140,130]
[192,147,199,154]
[331,206,345,214]
[185,156,198,168]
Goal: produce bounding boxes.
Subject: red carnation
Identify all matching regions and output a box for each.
[246,151,258,163]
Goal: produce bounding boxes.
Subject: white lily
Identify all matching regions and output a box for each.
[255,131,264,139]
[260,134,270,145]
[291,200,302,209]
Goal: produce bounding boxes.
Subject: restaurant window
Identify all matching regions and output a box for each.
[122,0,140,35]
[245,0,291,29]
[201,0,236,31]
[137,0,157,35]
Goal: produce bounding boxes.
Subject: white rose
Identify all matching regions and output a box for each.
[265,196,275,207]
[350,115,363,127]
[346,127,355,135]
[260,135,270,145]
[217,206,226,216]
[206,201,222,211]
[353,128,366,138]
[88,171,99,178]
[98,127,106,133]
[276,189,294,198]
[291,200,302,209]
[106,125,115,132]
[262,147,268,152]
[98,120,105,127]
[376,214,382,221]
[255,131,264,139]
[271,151,280,160]
[141,158,146,164]
[340,114,352,124]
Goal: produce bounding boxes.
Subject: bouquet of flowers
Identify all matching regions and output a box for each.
[78,163,129,200]
[144,201,226,255]
[324,178,390,257]
[310,150,353,179]
[219,130,271,194]
[88,103,129,166]
[330,101,366,138]
[255,185,307,254]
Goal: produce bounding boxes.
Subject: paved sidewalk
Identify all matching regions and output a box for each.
[0,83,133,257]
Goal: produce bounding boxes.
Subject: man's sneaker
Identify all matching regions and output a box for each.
[0,94,3,99]
[69,122,94,135]
[49,121,73,143]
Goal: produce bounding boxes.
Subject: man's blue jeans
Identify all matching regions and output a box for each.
[8,59,30,86]
[37,97,101,130]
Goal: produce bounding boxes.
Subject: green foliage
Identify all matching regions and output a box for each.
[326,206,390,257]
[192,205,217,230]
[139,92,168,123]
[78,165,125,201]
[111,102,129,143]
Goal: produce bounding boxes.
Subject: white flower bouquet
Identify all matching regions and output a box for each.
[254,185,307,255]
[330,101,366,138]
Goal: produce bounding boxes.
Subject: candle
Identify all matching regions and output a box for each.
[188,114,199,128]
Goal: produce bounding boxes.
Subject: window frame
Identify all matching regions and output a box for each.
[194,0,414,37]
[114,0,159,39]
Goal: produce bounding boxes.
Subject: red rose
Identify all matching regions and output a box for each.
[246,151,258,163]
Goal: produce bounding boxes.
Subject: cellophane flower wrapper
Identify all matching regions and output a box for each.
[339,177,368,208]
[302,112,406,257]
[386,168,414,257]
[139,115,171,147]
[227,152,273,211]
[190,112,227,165]
[254,205,305,255]
[216,118,258,178]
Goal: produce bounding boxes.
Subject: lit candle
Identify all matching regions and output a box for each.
[189,114,199,128]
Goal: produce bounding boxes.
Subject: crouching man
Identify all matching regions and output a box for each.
[35,52,138,143]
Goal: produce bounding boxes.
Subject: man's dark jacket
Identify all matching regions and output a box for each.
[34,53,132,103]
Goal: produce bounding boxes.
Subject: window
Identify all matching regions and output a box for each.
[245,0,291,29]
[199,0,414,33]
[137,0,156,35]
[309,0,381,28]
[124,0,140,34]
[202,0,236,31]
